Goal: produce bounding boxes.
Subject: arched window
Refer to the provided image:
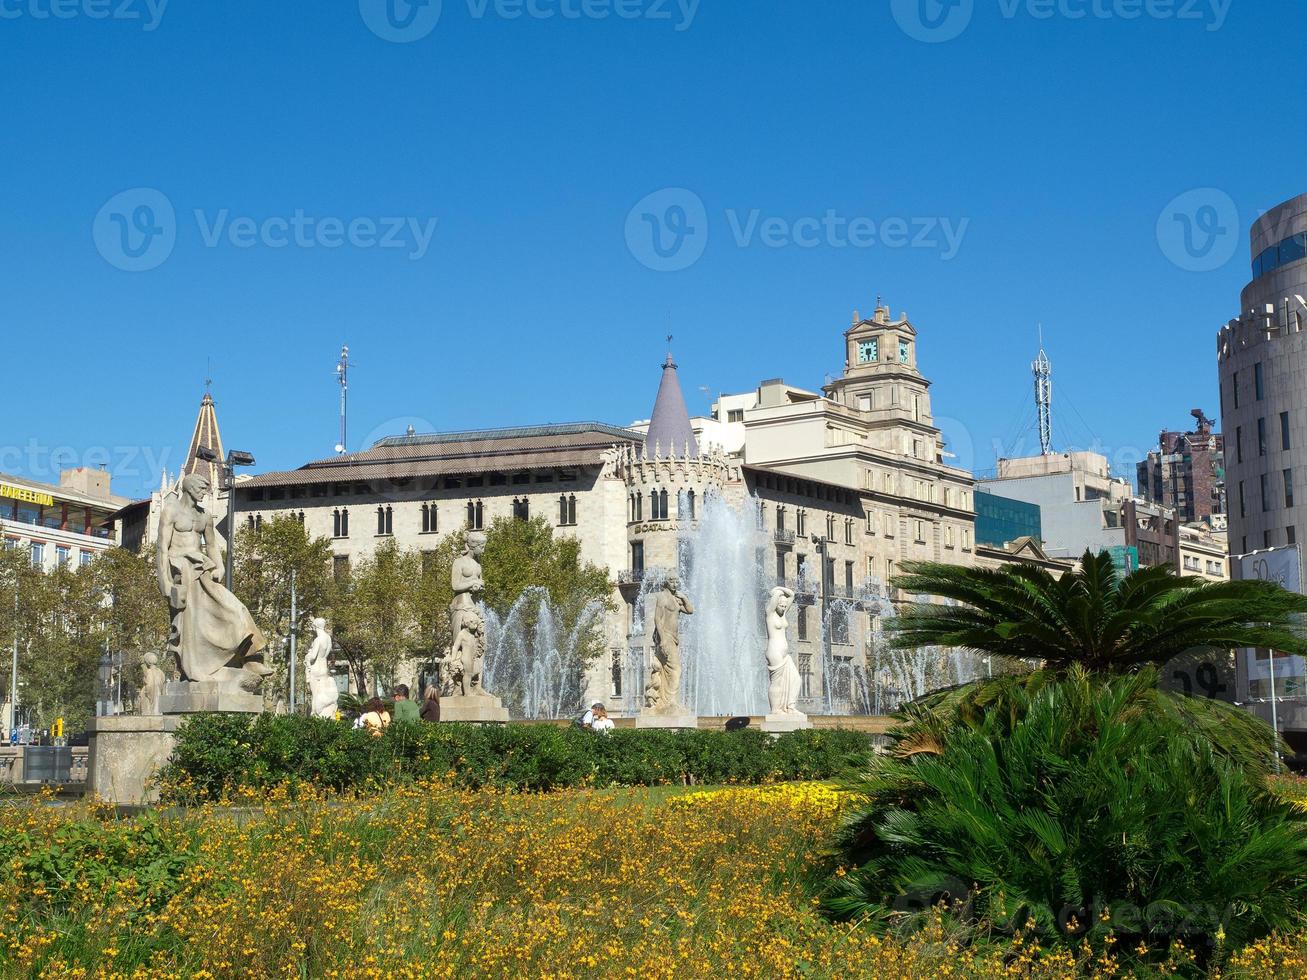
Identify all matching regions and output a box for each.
[513,497,529,521]
[685,489,696,520]
[421,503,437,534]
[467,500,483,530]
[377,505,393,536]
[333,508,349,538]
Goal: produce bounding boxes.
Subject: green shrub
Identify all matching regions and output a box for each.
[158,716,875,801]
[828,668,1307,963]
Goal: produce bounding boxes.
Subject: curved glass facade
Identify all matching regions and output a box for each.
[1252,232,1307,280]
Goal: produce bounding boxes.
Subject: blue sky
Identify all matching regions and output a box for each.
[1,0,1301,498]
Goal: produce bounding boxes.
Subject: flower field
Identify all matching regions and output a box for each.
[0,782,1303,978]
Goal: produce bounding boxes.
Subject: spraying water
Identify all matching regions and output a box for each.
[483,587,605,720]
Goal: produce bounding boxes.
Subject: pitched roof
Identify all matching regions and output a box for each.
[182,392,224,488]
[644,355,698,457]
[240,421,642,489]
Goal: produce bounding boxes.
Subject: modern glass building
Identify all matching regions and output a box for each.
[974,489,1042,548]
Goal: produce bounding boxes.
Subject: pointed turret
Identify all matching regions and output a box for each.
[644,353,698,458]
[183,391,225,488]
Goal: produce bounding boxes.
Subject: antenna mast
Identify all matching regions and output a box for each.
[1032,328,1052,455]
[335,345,350,454]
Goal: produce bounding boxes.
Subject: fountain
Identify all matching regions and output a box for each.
[483,588,606,721]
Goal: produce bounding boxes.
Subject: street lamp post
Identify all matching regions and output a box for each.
[810,534,832,708]
[195,446,256,590]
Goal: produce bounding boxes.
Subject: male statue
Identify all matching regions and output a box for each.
[155,473,271,692]
[646,576,693,713]
[304,617,338,720]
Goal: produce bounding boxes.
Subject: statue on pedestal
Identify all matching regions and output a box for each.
[764,587,803,716]
[155,473,271,694]
[646,576,694,713]
[450,532,486,646]
[439,608,487,697]
[304,617,338,719]
[137,651,166,716]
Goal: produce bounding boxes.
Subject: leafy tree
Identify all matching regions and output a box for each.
[90,545,168,705]
[0,548,42,722]
[890,549,1307,673]
[330,539,424,696]
[23,563,103,733]
[232,516,335,703]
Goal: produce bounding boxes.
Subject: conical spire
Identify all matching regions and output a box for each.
[183,391,225,488]
[644,353,698,458]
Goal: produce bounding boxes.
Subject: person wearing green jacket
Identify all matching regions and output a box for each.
[391,684,420,724]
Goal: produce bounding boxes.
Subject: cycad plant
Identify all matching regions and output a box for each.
[828,550,1307,958]
[829,668,1307,955]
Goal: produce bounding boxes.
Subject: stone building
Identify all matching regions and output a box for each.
[1136,409,1226,526]
[1218,192,1307,557]
[225,302,1014,715]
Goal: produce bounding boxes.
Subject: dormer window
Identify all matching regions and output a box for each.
[857,338,878,363]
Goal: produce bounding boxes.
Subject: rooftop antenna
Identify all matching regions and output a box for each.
[1033,325,1053,456]
[334,345,350,454]
[204,356,212,395]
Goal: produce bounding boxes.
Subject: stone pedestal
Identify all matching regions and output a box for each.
[156,681,263,716]
[85,715,181,806]
[439,694,509,723]
[634,708,700,730]
[760,712,812,734]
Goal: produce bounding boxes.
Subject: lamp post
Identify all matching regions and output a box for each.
[195,446,256,590]
[810,533,833,708]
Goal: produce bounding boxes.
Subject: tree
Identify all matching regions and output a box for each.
[0,548,43,722]
[91,545,168,706]
[24,563,103,734]
[232,517,335,703]
[330,539,425,696]
[890,549,1307,674]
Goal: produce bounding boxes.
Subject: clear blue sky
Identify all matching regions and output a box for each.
[2,0,1302,498]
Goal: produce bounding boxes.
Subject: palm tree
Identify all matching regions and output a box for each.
[890,549,1307,674]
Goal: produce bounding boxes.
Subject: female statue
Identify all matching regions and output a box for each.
[765,586,802,716]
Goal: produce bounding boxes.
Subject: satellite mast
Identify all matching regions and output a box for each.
[1033,326,1052,456]
[335,345,350,454]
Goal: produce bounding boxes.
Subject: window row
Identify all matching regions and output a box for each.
[250,469,580,502]
[321,496,572,539]
[628,489,694,523]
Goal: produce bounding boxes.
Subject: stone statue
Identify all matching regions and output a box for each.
[764,587,803,716]
[155,473,271,693]
[438,608,487,697]
[138,651,166,716]
[450,532,487,644]
[646,576,693,713]
[304,617,338,720]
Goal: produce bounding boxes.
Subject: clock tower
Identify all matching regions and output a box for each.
[824,302,933,428]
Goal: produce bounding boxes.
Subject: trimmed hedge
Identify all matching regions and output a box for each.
[158,714,876,801]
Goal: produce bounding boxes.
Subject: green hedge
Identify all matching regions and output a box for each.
[158,714,877,801]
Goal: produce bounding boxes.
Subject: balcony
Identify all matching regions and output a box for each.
[617,569,645,586]
[773,528,796,545]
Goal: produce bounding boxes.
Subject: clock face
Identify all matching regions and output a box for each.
[899,340,910,363]
[857,339,878,363]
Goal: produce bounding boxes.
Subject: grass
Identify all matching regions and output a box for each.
[0,782,1305,978]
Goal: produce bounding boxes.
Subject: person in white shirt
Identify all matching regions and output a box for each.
[579,701,603,728]
[591,704,615,734]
